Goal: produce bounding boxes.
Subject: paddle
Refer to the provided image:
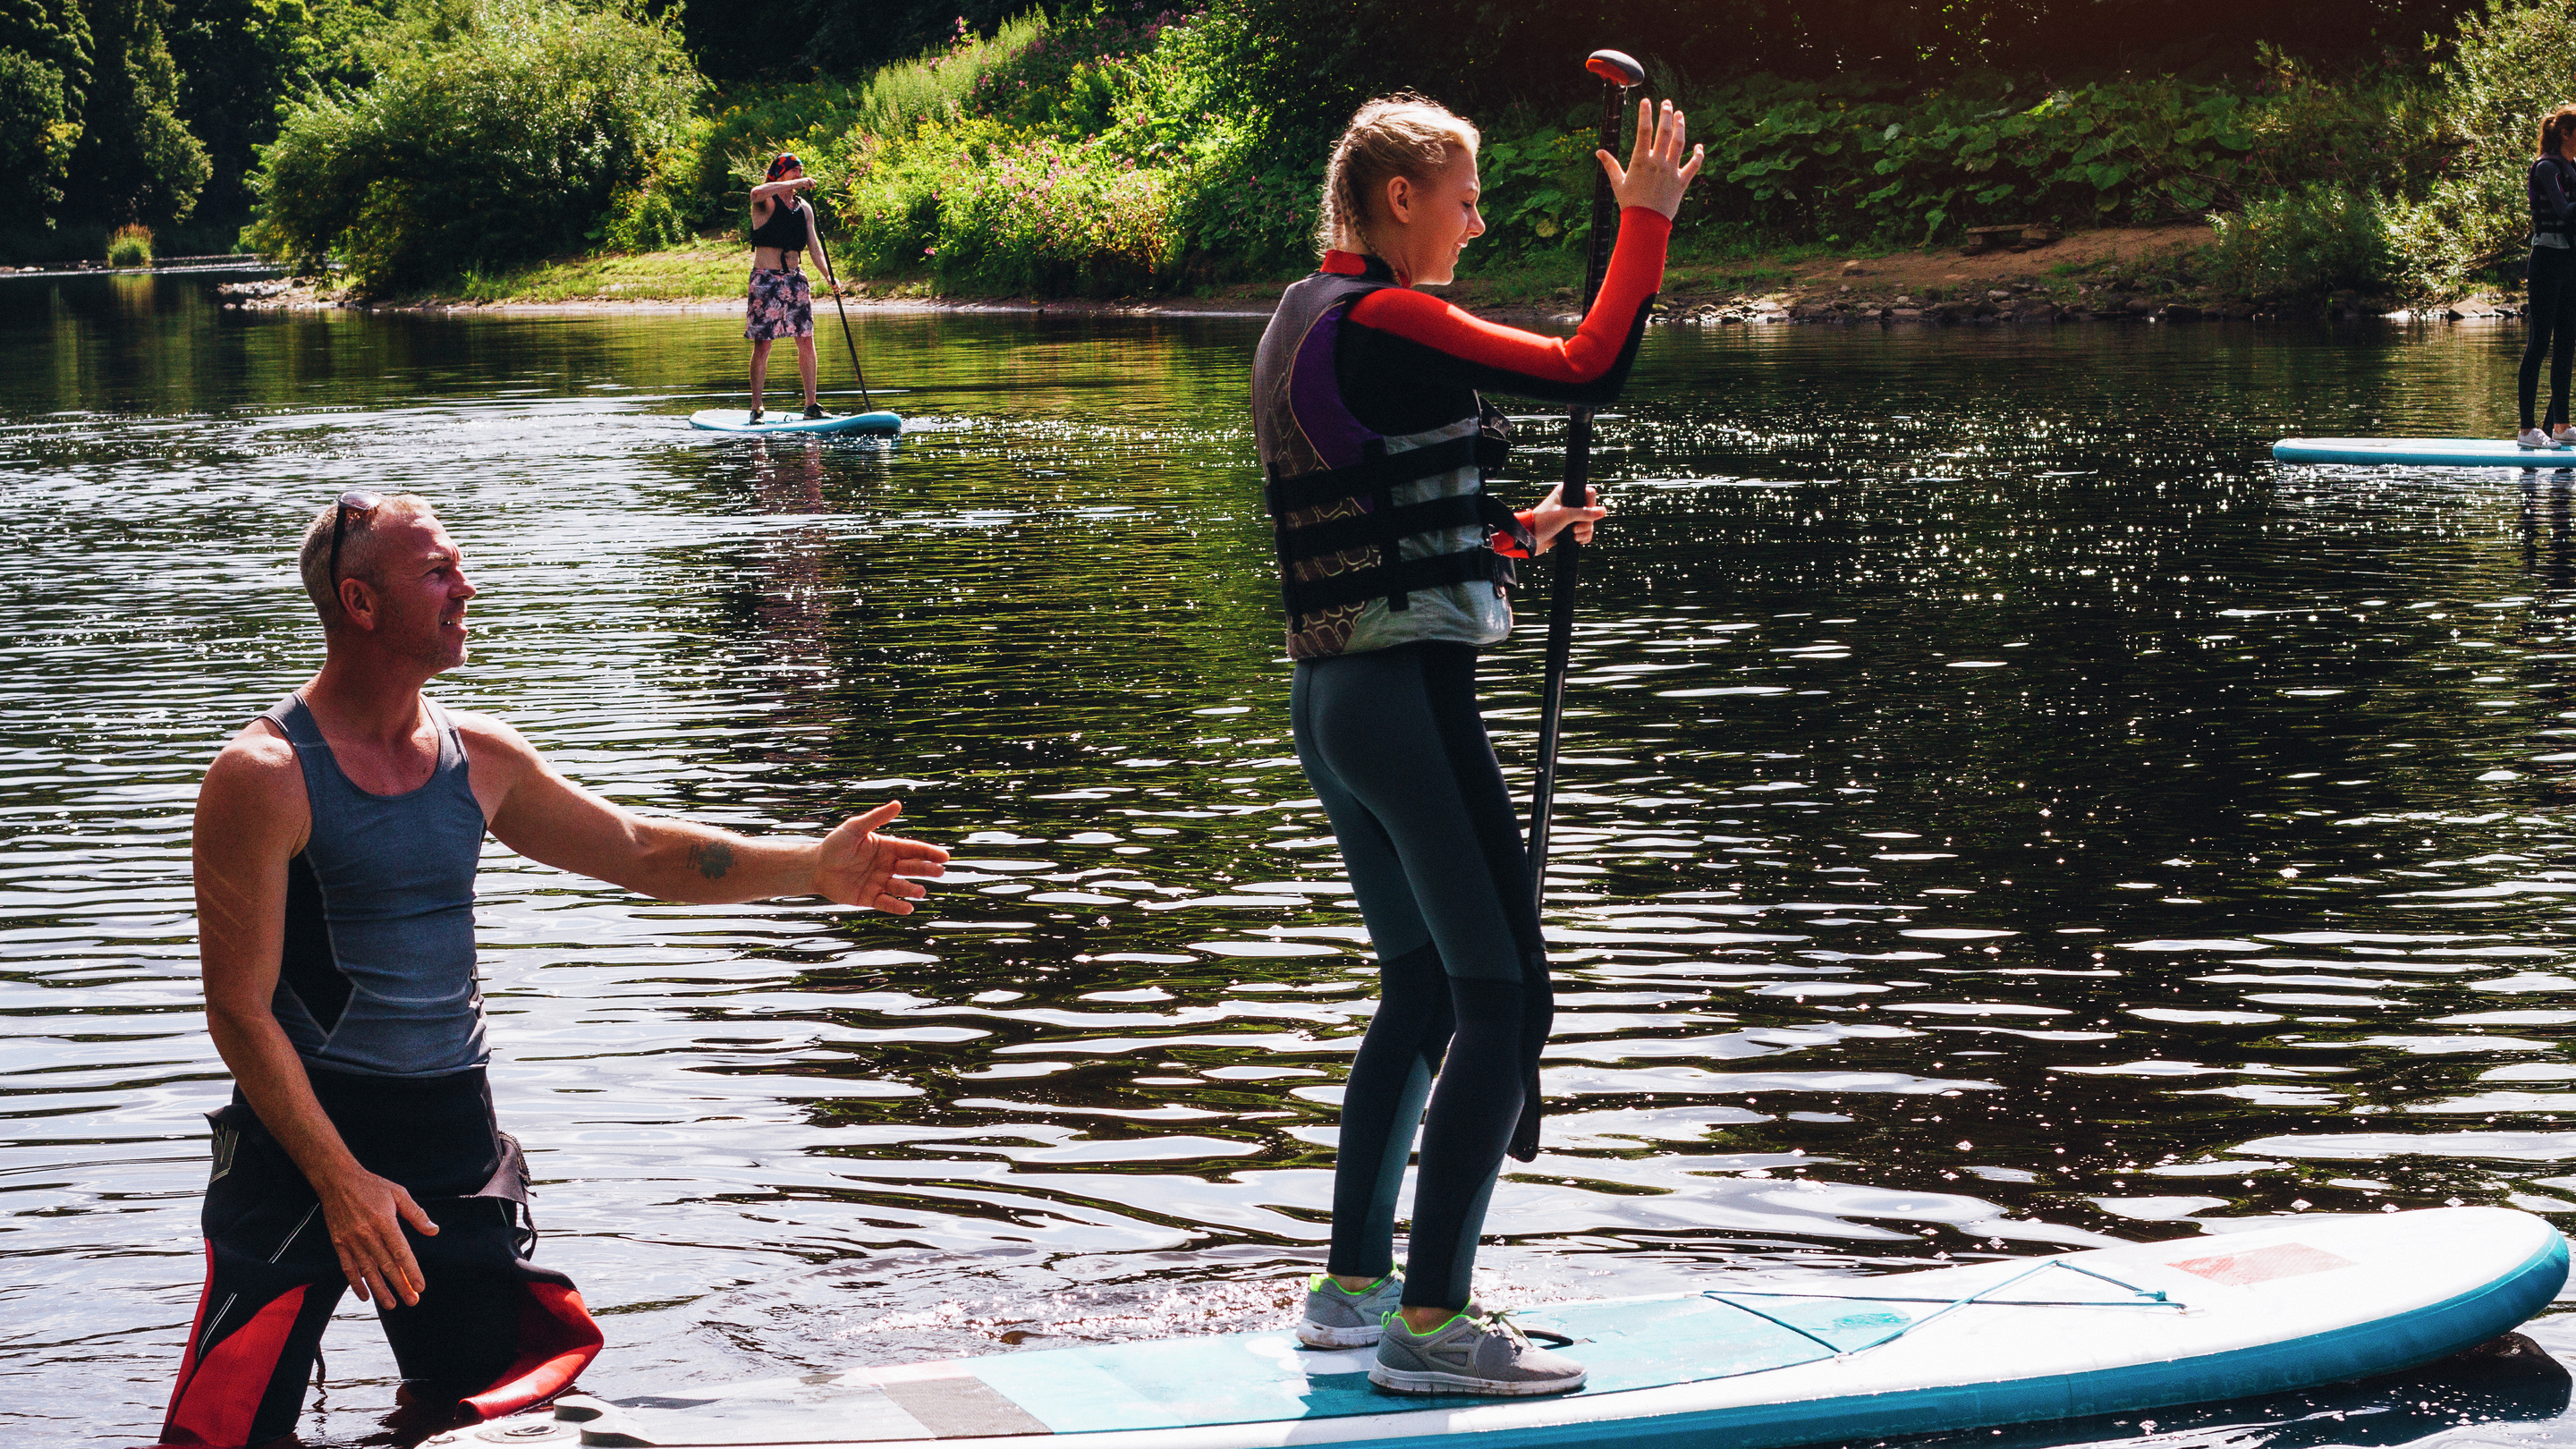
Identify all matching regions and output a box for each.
[806,205,877,413]
[1526,47,1643,905]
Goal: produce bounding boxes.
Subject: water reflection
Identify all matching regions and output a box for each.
[4,273,2576,1447]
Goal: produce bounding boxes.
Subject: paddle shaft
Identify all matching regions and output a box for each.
[807,216,875,411]
[1526,70,1631,901]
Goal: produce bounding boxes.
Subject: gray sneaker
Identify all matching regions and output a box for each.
[1297,1272,1403,1347]
[1369,1309,1586,1396]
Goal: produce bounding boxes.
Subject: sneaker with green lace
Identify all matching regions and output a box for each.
[1296,1271,1403,1348]
[1368,1308,1586,1396]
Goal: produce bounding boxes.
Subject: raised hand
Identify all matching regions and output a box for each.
[1598,97,1706,221]
[812,801,949,914]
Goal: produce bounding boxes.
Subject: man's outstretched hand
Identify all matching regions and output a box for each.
[814,801,948,913]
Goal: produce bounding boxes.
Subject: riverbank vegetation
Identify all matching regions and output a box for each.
[10,0,2576,307]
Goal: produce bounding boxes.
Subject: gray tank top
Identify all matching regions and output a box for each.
[260,693,490,1078]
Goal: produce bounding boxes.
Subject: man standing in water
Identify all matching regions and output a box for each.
[159,493,947,1448]
[744,153,842,423]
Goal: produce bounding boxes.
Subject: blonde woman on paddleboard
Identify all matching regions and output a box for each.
[1249,91,1700,1397]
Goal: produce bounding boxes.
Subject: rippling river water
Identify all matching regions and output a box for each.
[13,272,2576,1446]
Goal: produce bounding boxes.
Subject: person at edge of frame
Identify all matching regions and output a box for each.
[1250,91,1702,1396]
[745,151,844,424]
[157,492,949,1449]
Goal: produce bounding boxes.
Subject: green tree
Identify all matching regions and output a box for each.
[248,0,700,290]
[0,0,92,221]
[167,0,386,226]
[66,0,212,226]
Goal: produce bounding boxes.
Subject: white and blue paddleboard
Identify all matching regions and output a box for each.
[2274,436,2576,467]
[424,1208,2564,1449]
[689,408,902,436]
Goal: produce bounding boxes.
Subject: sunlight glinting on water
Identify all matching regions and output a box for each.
[11,274,2576,1445]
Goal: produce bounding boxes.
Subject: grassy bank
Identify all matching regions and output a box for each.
[324,222,2274,333]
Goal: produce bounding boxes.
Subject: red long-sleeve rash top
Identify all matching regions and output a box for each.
[1325,206,1670,558]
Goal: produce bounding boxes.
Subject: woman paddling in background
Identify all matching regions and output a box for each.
[1251,92,1699,1396]
[2521,106,2576,448]
[745,153,842,423]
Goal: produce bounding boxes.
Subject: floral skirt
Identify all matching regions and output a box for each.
[744,267,813,341]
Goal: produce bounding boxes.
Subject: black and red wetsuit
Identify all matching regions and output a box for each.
[1249,208,1669,1312]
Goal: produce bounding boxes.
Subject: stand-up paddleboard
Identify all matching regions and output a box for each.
[689,409,902,436]
[2275,436,2576,467]
[421,1208,2564,1449]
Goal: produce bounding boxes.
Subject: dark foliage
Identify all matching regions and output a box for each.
[1222,0,2485,139]
[0,0,93,221]
[64,0,211,226]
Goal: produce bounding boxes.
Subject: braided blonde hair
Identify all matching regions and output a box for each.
[1318,94,1479,258]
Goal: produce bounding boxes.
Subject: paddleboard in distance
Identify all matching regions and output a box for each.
[420,1207,2565,1449]
[2274,436,2576,467]
[688,409,901,436]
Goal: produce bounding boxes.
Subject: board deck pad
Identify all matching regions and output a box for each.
[2274,436,2576,467]
[423,1207,2568,1449]
[688,408,901,436]
[579,1292,1942,1444]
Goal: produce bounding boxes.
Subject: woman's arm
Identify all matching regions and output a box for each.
[1343,208,1672,403]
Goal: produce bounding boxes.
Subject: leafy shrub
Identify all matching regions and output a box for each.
[2207,185,2397,300]
[1678,74,2267,247]
[247,0,698,291]
[831,115,1179,293]
[1474,123,1597,254]
[600,186,686,251]
[107,223,153,264]
[682,14,1046,233]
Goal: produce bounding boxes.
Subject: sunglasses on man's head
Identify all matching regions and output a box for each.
[326,489,385,588]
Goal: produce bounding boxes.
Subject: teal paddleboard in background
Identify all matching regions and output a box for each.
[419,1208,2563,1449]
[2274,436,2576,467]
[689,409,901,436]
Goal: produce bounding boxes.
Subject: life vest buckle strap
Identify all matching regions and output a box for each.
[1262,435,1481,516]
[1281,548,1515,617]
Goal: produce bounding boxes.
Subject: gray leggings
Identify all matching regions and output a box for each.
[1292,641,1552,1310]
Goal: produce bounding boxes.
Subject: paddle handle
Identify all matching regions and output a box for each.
[1527,60,1633,900]
[808,216,874,412]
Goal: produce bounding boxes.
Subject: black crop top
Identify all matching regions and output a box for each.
[750,194,808,253]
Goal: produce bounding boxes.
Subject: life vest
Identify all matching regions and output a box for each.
[1251,263,1536,661]
[750,195,808,255]
[2534,157,2576,244]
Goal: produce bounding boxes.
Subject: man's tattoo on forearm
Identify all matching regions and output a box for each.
[688,840,736,881]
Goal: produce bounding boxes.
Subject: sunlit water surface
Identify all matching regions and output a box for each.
[11,273,2576,1445]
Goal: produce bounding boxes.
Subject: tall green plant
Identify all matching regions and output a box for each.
[248,0,699,290]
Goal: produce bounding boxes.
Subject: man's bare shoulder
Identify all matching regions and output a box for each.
[199,718,308,845]
[206,716,299,787]
[441,706,541,758]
